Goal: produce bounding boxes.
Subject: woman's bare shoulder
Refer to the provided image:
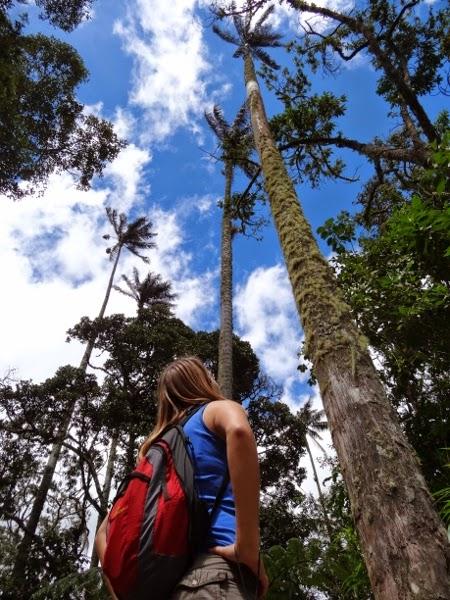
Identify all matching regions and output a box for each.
[204,400,248,438]
[204,399,246,417]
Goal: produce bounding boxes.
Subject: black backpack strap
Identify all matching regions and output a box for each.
[209,470,230,522]
[180,401,230,521]
[179,402,207,427]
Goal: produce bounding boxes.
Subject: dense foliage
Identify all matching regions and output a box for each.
[0,2,124,199]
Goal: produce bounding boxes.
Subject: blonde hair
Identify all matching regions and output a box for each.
[139,356,226,460]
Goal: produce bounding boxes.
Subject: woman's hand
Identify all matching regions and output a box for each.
[209,544,269,598]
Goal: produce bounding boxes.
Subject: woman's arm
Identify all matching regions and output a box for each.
[95,515,119,600]
[205,400,268,596]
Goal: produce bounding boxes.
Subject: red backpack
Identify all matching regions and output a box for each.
[102,405,228,600]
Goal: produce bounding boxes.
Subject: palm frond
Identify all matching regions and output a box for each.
[231,104,248,132]
[255,4,276,30]
[105,206,121,237]
[308,428,324,441]
[114,269,176,311]
[127,247,150,263]
[256,26,283,47]
[213,104,230,134]
[233,12,246,38]
[122,216,156,252]
[310,436,328,456]
[313,419,328,431]
[205,102,255,175]
[212,23,240,46]
[253,47,280,69]
[238,157,259,180]
[139,271,176,306]
[243,0,252,31]
[113,274,138,301]
[205,108,224,140]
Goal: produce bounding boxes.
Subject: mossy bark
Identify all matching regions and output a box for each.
[217,161,234,399]
[12,247,123,596]
[244,51,450,598]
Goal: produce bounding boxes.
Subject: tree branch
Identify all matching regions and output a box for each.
[279,135,428,166]
[62,439,104,503]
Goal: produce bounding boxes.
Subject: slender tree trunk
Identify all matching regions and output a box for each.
[12,247,123,595]
[244,51,450,599]
[90,431,119,568]
[217,162,234,399]
[305,436,333,541]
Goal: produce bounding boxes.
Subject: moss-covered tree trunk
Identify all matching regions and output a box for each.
[244,51,450,599]
[11,247,123,597]
[217,161,234,399]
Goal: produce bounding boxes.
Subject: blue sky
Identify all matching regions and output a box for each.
[1,0,445,492]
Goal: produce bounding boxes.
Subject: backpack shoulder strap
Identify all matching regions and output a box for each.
[179,402,207,427]
[209,470,230,522]
[179,401,230,521]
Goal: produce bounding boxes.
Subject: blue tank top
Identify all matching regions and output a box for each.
[183,403,236,548]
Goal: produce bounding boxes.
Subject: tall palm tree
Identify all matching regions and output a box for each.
[205,104,256,398]
[12,208,156,594]
[90,267,176,567]
[213,2,450,597]
[297,398,332,540]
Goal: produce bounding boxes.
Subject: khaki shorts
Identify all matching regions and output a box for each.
[171,553,259,599]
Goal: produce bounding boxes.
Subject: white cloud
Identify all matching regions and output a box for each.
[0,148,215,383]
[114,107,135,138]
[105,143,151,211]
[175,193,218,218]
[235,263,303,380]
[141,205,217,327]
[196,194,215,214]
[114,0,215,141]
[234,263,337,497]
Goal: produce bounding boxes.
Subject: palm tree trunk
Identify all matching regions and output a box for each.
[305,436,333,541]
[79,245,123,371]
[12,247,123,595]
[243,51,450,599]
[90,430,119,568]
[217,161,234,399]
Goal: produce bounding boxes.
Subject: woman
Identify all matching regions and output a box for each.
[96,356,269,599]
